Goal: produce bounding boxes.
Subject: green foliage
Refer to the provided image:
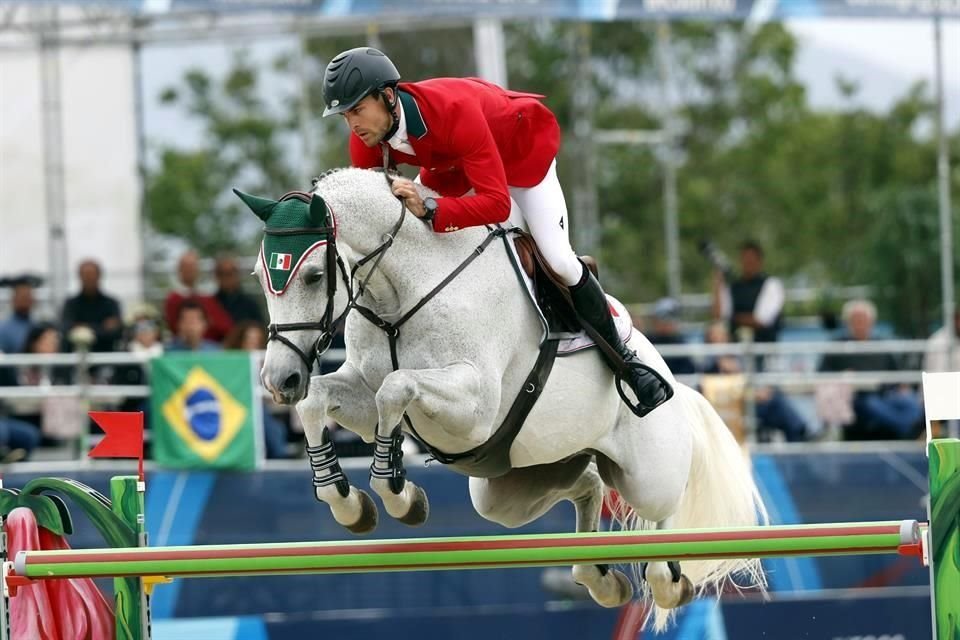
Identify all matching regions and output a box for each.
[145,52,299,255]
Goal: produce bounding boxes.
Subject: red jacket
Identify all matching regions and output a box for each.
[349,78,561,233]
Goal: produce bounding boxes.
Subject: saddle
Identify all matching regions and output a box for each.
[512,230,603,340]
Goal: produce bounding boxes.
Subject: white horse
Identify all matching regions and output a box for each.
[240,167,766,629]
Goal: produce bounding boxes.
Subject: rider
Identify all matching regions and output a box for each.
[321,46,671,417]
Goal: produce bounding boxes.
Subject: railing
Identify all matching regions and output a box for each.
[1,340,954,450]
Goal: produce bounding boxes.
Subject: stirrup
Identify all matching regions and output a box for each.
[615,361,674,418]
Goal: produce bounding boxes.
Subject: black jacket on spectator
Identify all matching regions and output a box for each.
[215,290,265,326]
[730,273,781,343]
[62,291,122,352]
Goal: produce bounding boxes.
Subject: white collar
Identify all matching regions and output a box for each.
[386,98,415,156]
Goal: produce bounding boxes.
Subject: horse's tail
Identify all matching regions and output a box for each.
[670,383,768,576]
[609,383,768,631]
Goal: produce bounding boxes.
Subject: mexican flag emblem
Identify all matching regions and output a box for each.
[269,252,292,271]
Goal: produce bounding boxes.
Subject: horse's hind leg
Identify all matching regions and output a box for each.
[469,458,634,608]
[643,516,695,609]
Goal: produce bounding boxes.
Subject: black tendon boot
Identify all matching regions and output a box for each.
[569,267,673,417]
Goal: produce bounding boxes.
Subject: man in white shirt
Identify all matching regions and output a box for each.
[711,240,785,344]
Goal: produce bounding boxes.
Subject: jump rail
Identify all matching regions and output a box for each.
[9,520,923,580]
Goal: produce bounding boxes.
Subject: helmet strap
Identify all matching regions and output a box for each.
[374,86,398,143]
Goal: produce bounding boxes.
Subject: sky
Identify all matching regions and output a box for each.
[139,18,960,150]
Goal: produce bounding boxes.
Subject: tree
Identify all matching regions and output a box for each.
[145,53,299,255]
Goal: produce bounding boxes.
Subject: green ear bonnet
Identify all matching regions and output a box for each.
[234,189,337,295]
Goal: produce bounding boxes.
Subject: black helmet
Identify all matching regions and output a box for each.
[322,47,400,117]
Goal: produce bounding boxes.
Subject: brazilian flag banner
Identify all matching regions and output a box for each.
[151,352,264,471]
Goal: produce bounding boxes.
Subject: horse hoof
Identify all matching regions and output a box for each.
[675,574,695,608]
[581,567,633,608]
[397,485,430,526]
[607,569,634,607]
[345,490,379,535]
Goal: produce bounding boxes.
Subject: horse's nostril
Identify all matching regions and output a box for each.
[282,372,301,393]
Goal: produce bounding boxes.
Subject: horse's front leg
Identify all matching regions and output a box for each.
[369,361,488,526]
[297,362,380,534]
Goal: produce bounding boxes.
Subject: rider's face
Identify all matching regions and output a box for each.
[342,92,392,147]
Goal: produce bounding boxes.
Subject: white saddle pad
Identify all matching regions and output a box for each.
[557,295,634,356]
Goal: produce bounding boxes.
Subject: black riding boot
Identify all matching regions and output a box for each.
[569,267,672,417]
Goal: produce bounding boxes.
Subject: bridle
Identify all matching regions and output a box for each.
[264,147,408,374]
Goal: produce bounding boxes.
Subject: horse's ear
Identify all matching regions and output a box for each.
[309,194,330,227]
[233,189,277,222]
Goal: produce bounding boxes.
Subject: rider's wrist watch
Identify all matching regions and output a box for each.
[422,197,438,223]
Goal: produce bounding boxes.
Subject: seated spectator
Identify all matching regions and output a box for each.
[702,321,808,442]
[165,301,221,353]
[61,260,122,353]
[223,321,290,459]
[0,274,41,355]
[646,298,696,375]
[112,309,165,416]
[0,322,43,459]
[819,299,923,440]
[0,414,40,463]
[18,324,72,387]
[10,324,78,444]
[163,250,233,342]
[924,308,960,373]
[114,305,165,379]
[214,256,264,326]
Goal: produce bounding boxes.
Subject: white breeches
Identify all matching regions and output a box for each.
[507,160,584,287]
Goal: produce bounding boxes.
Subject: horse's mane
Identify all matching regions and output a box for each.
[311,166,401,189]
[307,166,485,248]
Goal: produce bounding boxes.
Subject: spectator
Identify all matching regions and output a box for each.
[711,240,784,345]
[165,300,221,352]
[702,321,808,442]
[0,310,44,459]
[819,299,923,440]
[214,256,264,326]
[924,308,960,373]
[0,413,41,463]
[18,324,71,387]
[16,324,81,444]
[646,298,695,375]
[224,321,290,459]
[163,250,233,342]
[61,260,123,353]
[112,307,164,418]
[0,274,41,355]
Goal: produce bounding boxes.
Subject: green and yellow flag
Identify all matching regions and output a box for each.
[151,352,263,471]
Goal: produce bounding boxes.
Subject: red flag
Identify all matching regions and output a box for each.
[88,412,144,478]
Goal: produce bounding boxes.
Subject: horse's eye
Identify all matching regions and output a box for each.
[303,270,324,286]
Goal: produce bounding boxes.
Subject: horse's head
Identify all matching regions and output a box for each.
[235,188,348,404]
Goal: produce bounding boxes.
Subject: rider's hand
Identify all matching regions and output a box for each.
[391,177,427,218]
